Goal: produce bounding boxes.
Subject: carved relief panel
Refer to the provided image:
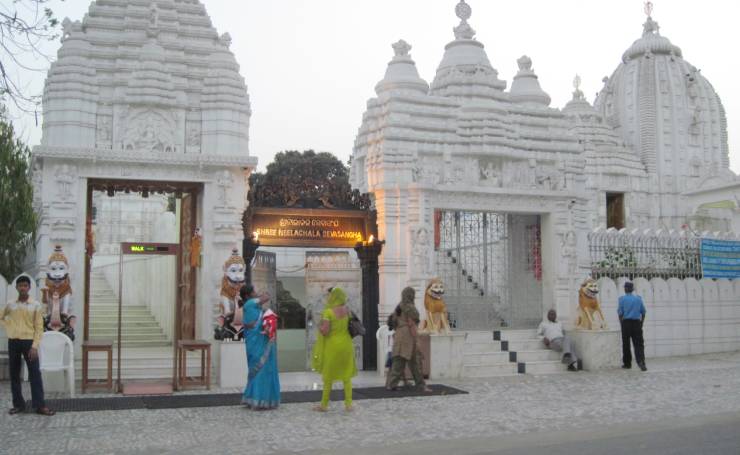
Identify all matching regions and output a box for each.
[115,107,183,154]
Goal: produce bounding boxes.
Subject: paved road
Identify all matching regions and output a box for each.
[2,351,740,454]
[299,412,740,455]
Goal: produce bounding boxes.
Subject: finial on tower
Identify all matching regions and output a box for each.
[572,74,585,101]
[392,39,412,57]
[642,1,661,36]
[455,0,472,21]
[453,0,476,40]
[644,1,654,17]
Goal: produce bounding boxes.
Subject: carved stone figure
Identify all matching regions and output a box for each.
[55,164,75,201]
[575,278,608,330]
[41,245,76,340]
[481,162,500,187]
[419,278,451,334]
[560,230,577,275]
[410,227,432,276]
[216,170,233,207]
[96,116,112,148]
[121,111,176,153]
[187,122,201,147]
[214,248,246,340]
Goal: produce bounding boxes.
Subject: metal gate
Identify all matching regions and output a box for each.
[434,211,543,329]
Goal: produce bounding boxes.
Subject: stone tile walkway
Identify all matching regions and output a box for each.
[1,352,739,455]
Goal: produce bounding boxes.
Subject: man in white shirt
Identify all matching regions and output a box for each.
[537,309,578,371]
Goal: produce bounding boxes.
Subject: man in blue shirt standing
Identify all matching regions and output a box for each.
[618,281,647,371]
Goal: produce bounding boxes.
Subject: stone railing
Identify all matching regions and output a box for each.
[588,227,740,280]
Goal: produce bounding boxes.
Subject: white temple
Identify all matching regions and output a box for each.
[31,0,255,349]
[18,0,739,382]
[350,1,739,324]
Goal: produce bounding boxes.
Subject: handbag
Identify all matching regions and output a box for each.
[348,311,366,338]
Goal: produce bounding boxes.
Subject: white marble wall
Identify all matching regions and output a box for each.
[597,277,740,358]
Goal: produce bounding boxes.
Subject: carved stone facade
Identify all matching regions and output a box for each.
[350,1,738,324]
[32,0,256,350]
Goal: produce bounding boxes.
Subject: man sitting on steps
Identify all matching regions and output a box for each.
[537,309,579,372]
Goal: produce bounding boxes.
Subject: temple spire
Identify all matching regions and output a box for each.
[453,0,476,40]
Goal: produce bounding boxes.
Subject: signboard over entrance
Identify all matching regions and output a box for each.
[251,208,368,248]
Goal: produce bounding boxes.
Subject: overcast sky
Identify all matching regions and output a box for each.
[7,0,740,173]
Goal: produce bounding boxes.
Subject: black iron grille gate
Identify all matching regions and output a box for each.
[434,211,543,330]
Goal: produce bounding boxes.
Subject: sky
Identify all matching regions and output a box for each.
[6,0,740,173]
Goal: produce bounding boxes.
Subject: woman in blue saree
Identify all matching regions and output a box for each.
[240,284,280,410]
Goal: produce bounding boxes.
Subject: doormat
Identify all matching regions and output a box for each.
[39,384,467,413]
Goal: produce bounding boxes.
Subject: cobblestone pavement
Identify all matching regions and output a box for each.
[1,352,739,455]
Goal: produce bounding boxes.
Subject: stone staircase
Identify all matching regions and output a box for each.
[88,270,170,348]
[462,329,569,377]
[80,347,211,381]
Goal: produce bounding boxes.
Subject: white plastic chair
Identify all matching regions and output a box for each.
[38,332,76,397]
[376,324,391,378]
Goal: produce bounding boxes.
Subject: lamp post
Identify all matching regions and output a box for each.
[242,232,260,284]
[354,235,384,371]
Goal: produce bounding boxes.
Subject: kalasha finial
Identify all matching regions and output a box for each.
[453,0,476,40]
[455,0,472,22]
[517,55,533,72]
[392,39,412,58]
[644,1,654,17]
[572,74,585,101]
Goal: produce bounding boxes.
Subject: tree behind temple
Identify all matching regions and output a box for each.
[0,106,37,278]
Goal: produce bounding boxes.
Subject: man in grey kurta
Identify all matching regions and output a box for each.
[386,287,431,391]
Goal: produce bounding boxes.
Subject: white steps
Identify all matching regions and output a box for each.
[88,269,170,347]
[461,331,517,378]
[459,329,571,378]
[494,329,571,375]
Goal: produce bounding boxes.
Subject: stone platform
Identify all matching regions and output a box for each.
[567,329,622,371]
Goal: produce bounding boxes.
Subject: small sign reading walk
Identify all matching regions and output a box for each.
[700,238,740,279]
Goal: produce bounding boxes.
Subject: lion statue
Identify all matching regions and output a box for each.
[575,278,607,330]
[419,278,450,334]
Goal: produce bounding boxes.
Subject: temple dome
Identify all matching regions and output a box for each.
[430,1,507,101]
[594,10,729,188]
[375,40,429,95]
[509,56,550,106]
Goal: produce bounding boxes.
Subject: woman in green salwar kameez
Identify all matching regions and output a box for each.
[311,287,357,412]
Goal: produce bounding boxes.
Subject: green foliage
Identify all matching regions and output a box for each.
[596,247,637,270]
[661,246,700,271]
[249,149,349,190]
[0,107,36,278]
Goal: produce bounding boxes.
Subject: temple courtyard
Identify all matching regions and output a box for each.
[1,351,739,454]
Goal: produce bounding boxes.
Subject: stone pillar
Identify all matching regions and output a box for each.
[354,238,384,370]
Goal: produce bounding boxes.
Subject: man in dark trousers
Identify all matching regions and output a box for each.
[618,281,647,371]
[1,276,55,415]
